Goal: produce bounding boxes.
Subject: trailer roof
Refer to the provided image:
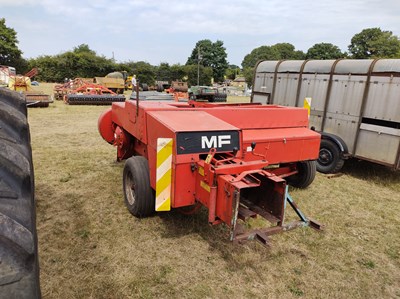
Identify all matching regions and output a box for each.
[255,60,280,73]
[334,59,374,74]
[303,60,336,73]
[373,59,400,73]
[255,59,400,75]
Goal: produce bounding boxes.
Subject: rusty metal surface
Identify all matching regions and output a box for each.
[25,92,53,108]
[232,185,323,246]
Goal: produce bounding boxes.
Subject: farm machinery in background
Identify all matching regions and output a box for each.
[165,81,189,101]
[98,92,323,246]
[0,65,53,107]
[94,71,126,94]
[53,78,125,105]
[188,85,227,102]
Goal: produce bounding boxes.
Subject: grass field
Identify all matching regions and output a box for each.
[28,84,400,298]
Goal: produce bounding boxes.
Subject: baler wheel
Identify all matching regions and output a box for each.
[287,160,317,189]
[123,156,154,217]
[0,89,41,298]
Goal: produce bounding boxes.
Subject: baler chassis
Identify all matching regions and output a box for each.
[233,186,322,245]
[197,148,322,246]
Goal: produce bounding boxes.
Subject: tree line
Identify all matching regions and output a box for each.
[1,17,400,87]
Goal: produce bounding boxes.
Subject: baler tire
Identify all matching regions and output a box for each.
[123,156,154,218]
[287,160,317,189]
[0,89,41,298]
[317,139,344,174]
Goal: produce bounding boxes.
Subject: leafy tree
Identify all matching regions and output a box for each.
[225,64,240,80]
[242,46,280,69]
[29,45,117,82]
[241,43,305,69]
[130,61,156,86]
[0,18,28,73]
[348,28,400,58]
[243,67,255,88]
[306,43,345,59]
[169,64,186,81]
[156,62,171,81]
[73,44,96,55]
[272,43,305,60]
[186,39,229,83]
[28,55,60,82]
[184,65,213,86]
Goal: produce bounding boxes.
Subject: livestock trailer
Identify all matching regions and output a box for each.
[252,59,400,173]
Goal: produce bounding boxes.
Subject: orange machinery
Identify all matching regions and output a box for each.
[98,99,322,245]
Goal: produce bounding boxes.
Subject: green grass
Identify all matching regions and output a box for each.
[29,84,400,298]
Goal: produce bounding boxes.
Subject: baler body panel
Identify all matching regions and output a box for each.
[146,109,242,209]
[242,128,321,163]
[195,105,309,129]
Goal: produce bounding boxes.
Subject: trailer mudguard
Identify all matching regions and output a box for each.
[320,132,349,156]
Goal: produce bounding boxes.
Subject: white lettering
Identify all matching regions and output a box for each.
[201,135,231,149]
[201,136,217,149]
[218,135,231,146]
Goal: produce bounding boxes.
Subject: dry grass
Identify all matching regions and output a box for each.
[29,83,400,298]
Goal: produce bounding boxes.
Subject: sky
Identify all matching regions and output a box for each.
[1,0,400,67]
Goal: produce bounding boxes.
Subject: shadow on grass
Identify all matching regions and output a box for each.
[158,207,228,244]
[341,159,400,189]
[158,207,269,265]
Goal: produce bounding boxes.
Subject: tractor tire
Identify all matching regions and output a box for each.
[123,156,154,217]
[214,93,227,102]
[287,160,317,189]
[317,139,345,174]
[0,89,41,298]
[141,83,149,91]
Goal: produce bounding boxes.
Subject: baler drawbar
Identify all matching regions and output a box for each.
[98,98,323,245]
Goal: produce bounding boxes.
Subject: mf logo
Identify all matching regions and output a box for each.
[201,135,231,149]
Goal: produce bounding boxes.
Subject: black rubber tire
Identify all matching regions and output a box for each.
[0,88,41,298]
[123,156,154,217]
[287,160,317,189]
[141,83,149,91]
[317,139,345,174]
[214,94,227,102]
[156,84,164,92]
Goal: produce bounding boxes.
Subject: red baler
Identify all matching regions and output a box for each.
[98,99,322,245]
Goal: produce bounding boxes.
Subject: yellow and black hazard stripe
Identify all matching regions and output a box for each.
[304,97,312,118]
[155,138,173,211]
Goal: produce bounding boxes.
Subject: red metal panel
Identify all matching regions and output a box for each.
[242,128,320,163]
[200,106,309,129]
[146,110,239,132]
[172,164,196,207]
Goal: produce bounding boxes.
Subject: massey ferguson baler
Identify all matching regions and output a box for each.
[98,99,322,245]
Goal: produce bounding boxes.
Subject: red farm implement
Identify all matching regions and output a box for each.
[54,78,126,105]
[98,97,323,246]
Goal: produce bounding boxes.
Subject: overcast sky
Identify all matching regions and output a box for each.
[2,0,400,66]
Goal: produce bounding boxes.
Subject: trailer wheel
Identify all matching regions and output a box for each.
[287,160,317,189]
[123,156,154,217]
[317,139,345,174]
[0,89,41,298]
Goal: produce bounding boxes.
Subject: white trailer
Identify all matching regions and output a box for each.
[252,59,400,173]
